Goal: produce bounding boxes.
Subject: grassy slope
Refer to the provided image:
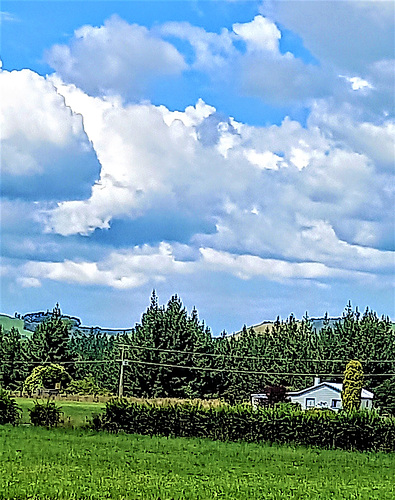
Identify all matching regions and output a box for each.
[0,426,394,500]
[0,314,32,337]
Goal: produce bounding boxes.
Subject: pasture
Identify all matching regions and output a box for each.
[0,314,32,337]
[0,425,394,499]
[15,398,104,427]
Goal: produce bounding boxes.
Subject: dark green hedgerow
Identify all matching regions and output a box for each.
[91,399,395,452]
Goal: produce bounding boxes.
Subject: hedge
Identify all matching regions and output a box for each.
[91,400,395,452]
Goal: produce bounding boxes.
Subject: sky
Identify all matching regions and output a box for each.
[1,0,394,333]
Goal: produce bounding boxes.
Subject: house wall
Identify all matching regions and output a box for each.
[289,386,342,410]
[289,386,373,410]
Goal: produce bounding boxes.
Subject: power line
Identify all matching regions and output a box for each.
[2,358,393,377]
[116,344,395,363]
[120,358,395,378]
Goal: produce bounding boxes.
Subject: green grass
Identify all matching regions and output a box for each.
[15,398,104,427]
[0,426,394,499]
[0,314,32,337]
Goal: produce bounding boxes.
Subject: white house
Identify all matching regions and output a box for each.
[251,378,374,411]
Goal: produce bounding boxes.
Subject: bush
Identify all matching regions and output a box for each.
[0,388,21,425]
[91,399,395,452]
[29,399,63,427]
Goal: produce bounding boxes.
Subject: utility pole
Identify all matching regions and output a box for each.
[118,346,125,398]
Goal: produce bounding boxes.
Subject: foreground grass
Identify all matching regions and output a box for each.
[0,426,394,499]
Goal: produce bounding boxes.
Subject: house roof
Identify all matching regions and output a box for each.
[252,382,374,399]
[287,382,374,399]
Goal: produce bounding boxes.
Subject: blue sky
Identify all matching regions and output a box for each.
[1,1,394,333]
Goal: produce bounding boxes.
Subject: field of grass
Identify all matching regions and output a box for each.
[15,398,104,427]
[0,314,32,337]
[0,425,394,500]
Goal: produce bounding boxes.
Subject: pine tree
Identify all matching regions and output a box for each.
[27,317,75,374]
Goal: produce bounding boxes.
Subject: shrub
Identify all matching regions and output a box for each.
[29,399,63,427]
[0,388,21,425]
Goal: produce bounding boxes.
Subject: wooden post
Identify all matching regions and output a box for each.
[118,346,125,398]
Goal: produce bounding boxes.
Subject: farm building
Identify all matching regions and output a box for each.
[251,378,374,411]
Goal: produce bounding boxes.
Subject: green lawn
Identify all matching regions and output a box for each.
[0,426,394,499]
[15,398,104,427]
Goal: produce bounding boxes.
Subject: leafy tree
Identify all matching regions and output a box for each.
[342,360,364,411]
[65,376,112,396]
[24,364,72,394]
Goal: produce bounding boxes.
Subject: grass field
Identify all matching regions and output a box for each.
[15,398,104,427]
[0,314,32,337]
[0,425,394,500]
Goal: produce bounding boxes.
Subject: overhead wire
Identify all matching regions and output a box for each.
[116,343,395,363]
[1,357,393,377]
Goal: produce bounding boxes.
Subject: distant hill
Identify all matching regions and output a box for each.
[0,314,32,338]
[231,317,372,338]
[0,305,133,338]
[1,305,394,339]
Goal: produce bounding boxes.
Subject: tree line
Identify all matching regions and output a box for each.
[0,292,394,411]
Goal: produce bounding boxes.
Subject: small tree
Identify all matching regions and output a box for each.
[0,389,21,425]
[29,399,63,427]
[263,385,289,407]
[342,360,364,411]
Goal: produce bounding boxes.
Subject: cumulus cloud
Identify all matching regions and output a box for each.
[46,15,186,98]
[21,243,195,289]
[233,15,281,53]
[19,241,379,291]
[0,67,100,200]
[261,0,395,73]
[29,74,392,284]
[160,21,235,72]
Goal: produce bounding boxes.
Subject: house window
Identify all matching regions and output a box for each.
[366,400,369,408]
[331,399,341,409]
[306,398,315,408]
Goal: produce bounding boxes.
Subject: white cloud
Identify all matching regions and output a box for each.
[0,11,19,23]
[261,0,395,72]
[17,277,42,288]
[233,15,281,53]
[0,68,99,199]
[46,15,186,97]
[199,247,370,282]
[244,150,284,170]
[37,77,393,271]
[21,243,195,289]
[160,21,235,72]
[308,100,395,170]
[342,75,374,91]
